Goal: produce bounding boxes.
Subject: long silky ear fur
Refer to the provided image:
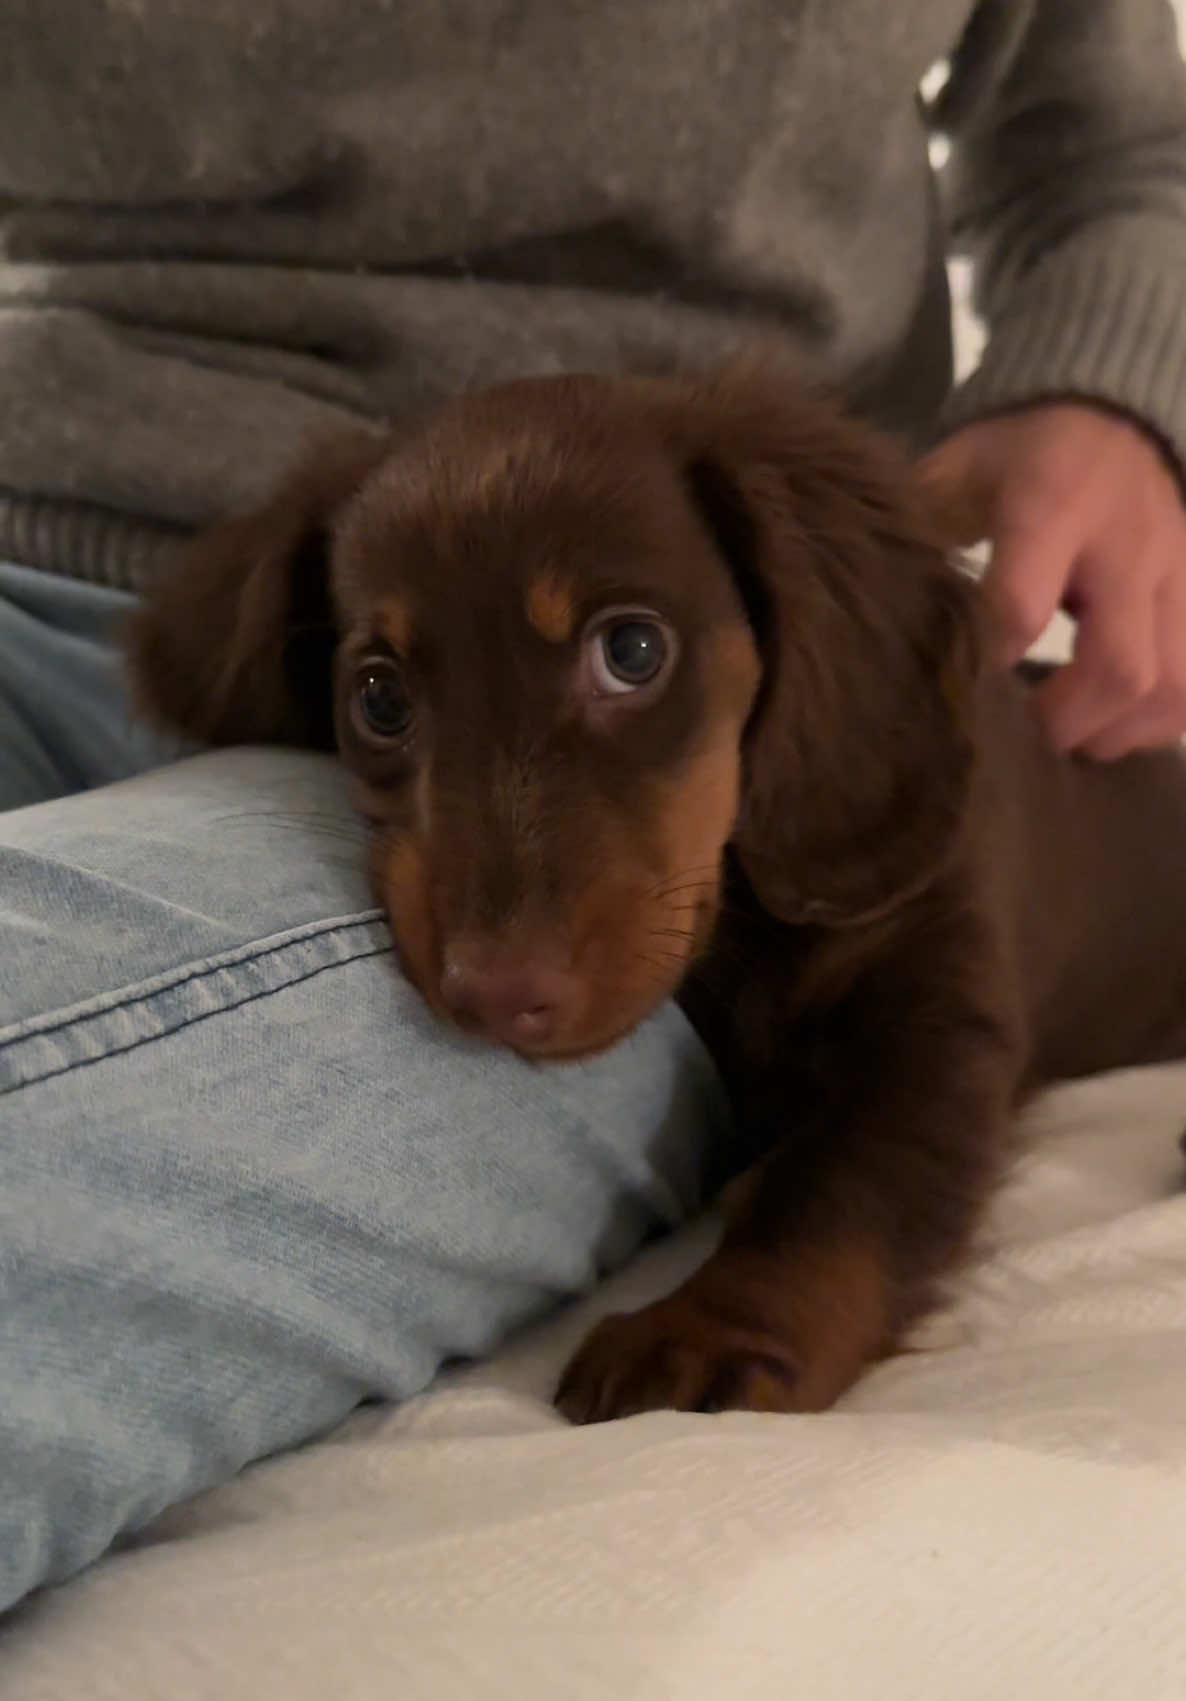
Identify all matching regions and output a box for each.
[675,364,983,927]
[127,430,389,748]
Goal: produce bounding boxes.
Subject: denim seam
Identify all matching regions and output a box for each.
[1,907,388,1045]
[0,916,394,1096]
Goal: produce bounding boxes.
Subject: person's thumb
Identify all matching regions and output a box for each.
[915,427,998,549]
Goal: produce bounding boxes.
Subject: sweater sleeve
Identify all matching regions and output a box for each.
[932,0,1186,464]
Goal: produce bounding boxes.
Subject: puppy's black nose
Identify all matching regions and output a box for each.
[440,941,577,1051]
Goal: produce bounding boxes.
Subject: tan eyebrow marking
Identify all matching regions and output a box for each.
[525,572,578,644]
[375,596,414,651]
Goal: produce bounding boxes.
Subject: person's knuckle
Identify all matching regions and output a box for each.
[1153,653,1186,712]
[992,574,1050,643]
[1127,503,1162,558]
[1096,640,1157,701]
[1004,453,1085,526]
[1146,719,1186,750]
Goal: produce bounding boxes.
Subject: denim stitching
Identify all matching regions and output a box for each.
[0,942,395,1097]
[1,914,395,1095]
[0,908,388,1047]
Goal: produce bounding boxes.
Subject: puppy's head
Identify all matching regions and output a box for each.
[130,365,980,1058]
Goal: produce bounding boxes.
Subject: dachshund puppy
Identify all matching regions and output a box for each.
[128,367,1186,1421]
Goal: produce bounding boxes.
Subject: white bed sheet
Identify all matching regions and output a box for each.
[2,1061,1185,1701]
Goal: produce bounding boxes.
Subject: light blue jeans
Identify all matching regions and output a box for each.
[0,560,727,1612]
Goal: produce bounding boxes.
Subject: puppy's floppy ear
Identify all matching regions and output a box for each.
[127,431,389,748]
[675,365,982,926]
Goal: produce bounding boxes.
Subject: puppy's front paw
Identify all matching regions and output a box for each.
[554,1290,803,1424]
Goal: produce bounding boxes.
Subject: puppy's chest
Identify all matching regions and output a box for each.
[678,918,860,1162]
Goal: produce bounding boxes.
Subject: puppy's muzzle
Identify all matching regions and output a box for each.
[439,936,582,1051]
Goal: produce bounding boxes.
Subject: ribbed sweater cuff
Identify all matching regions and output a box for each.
[0,491,186,592]
[941,242,1186,475]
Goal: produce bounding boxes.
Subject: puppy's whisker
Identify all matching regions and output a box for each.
[218,808,366,829]
[649,882,719,909]
[213,810,370,847]
[635,937,691,961]
[630,951,686,978]
[283,825,372,846]
[649,864,721,898]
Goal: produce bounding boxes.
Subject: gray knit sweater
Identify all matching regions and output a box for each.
[2,0,1185,590]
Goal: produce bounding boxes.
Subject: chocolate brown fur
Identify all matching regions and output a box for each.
[128,366,1186,1421]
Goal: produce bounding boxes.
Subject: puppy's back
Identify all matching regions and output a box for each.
[978,668,1186,1085]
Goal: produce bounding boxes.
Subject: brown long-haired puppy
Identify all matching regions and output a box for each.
[129,366,1186,1421]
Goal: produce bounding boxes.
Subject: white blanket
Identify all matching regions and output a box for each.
[3,1062,1185,1700]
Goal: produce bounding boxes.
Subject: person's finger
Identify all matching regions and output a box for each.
[914,433,996,548]
[982,515,1077,666]
[1084,707,1185,761]
[1081,567,1186,759]
[1035,556,1161,752]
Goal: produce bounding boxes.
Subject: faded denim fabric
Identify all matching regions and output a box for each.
[0,562,727,1610]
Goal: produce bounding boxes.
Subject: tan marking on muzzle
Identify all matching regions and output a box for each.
[375,832,440,1005]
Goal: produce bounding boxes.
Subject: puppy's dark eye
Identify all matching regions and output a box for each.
[604,620,666,681]
[585,611,676,698]
[354,656,414,740]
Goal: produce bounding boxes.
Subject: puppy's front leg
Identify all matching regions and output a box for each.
[556,938,1018,1422]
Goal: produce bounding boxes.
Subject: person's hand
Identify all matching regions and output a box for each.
[920,403,1186,760]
